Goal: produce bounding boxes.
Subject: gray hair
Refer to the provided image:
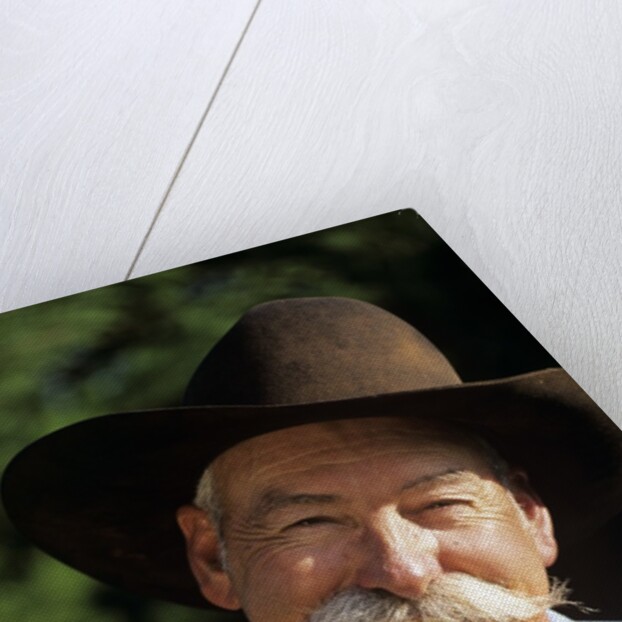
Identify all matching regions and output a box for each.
[469,433,511,487]
[193,466,228,570]
[194,466,222,528]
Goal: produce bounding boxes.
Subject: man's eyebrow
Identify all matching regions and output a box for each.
[251,490,341,523]
[400,468,467,491]
[249,469,469,523]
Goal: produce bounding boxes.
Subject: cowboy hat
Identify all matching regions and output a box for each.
[2,297,621,617]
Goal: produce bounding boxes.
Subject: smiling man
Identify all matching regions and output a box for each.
[178,417,568,622]
[3,297,621,622]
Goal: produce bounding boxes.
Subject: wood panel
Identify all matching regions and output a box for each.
[0,0,258,311]
[133,0,622,420]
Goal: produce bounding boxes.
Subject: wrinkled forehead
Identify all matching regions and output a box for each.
[210,416,498,497]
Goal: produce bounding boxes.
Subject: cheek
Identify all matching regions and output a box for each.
[230,539,353,618]
[437,519,547,589]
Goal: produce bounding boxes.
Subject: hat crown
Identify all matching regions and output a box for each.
[183,297,461,406]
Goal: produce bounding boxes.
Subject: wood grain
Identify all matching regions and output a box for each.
[133,0,622,421]
[0,0,257,311]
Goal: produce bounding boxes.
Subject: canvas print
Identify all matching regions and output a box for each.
[0,210,620,622]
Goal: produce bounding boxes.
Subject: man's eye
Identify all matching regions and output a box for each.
[423,500,464,511]
[287,516,334,529]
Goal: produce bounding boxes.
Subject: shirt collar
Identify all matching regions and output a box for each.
[548,610,574,622]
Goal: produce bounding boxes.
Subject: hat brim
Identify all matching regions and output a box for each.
[2,367,622,617]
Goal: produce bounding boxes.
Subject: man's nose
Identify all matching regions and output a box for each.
[353,508,442,599]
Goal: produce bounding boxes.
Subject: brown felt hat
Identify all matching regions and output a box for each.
[2,297,622,618]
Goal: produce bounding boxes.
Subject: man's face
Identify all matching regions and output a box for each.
[177,417,558,622]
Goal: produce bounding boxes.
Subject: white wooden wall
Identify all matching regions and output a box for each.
[2,1,621,422]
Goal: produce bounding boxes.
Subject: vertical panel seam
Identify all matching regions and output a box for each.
[125,0,265,280]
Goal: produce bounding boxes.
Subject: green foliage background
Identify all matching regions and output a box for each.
[0,211,555,621]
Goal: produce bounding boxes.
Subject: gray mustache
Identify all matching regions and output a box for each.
[308,572,576,622]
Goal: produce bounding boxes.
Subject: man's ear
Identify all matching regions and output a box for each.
[507,469,558,567]
[176,505,241,610]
